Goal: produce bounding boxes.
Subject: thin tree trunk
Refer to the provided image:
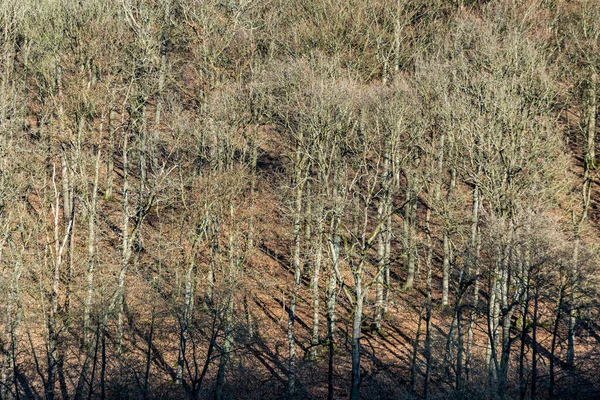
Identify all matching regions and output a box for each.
[310,215,323,360]
[531,288,539,400]
[410,309,423,395]
[47,165,73,400]
[100,329,106,400]
[383,200,392,313]
[117,116,130,355]
[350,275,363,400]
[84,151,101,346]
[303,181,312,277]
[214,285,233,400]
[487,257,500,390]
[442,168,456,307]
[568,71,596,368]
[519,288,530,400]
[176,258,195,385]
[498,236,515,400]
[215,204,237,400]
[65,194,75,315]
[155,19,167,127]
[549,284,563,398]
[207,217,218,304]
[87,326,101,400]
[61,153,71,225]
[105,105,115,198]
[445,309,457,380]
[287,164,304,396]
[244,129,259,338]
[375,146,391,329]
[4,251,22,400]
[456,302,464,392]
[424,208,432,400]
[403,175,417,291]
[327,212,340,400]
[393,0,403,75]
[466,183,480,378]
[287,126,307,395]
[143,305,155,400]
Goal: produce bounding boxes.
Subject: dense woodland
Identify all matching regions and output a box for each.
[0,0,599,399]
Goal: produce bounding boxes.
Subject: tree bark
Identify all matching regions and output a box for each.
[350,274,363,400]
[403,174,417,291]
[568,71,596,368]
[84,150,100,346]
[549,284,564,398]
[47,165,73,400]
[105,105,115,198]
[424,207,433,400]
[176,256,196,385]
[442,168,456,307]
[375,145,391,330]
[287,136,306,396]
[466,183,480,379]
[531,287,539,400]
[326,211,340,400]
[310,212,323,360]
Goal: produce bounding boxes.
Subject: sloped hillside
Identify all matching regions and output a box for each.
[0,1,598,399]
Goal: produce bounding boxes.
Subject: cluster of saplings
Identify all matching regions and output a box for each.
[0,0,598,399]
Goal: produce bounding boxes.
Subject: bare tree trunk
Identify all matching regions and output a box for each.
[84,151,101,346]
[403,174,417,291]
[138,102,148,203]
[409,309,423,395]
[176,257,196,385]
[105,105,115,198]
[214,296,232,400]
[350,172,381,400]
[61,152,71,225]
[531,287,539,400]
[424,208,432,400]
[3,242,22,400]
[442,168,456,307]
[310,212,323,361]
[375,223,386,331]
[350,274,363,400]
[456,303,464,392]
[100,329,106,400]
[64,148,76,317]
[434,130,447,306]
[143,304,155,400]
[375,146,391,330]
[327,212,340,400]
[117,112,130,354]
[549,284,563,399]
[87,326,101,400]
[383,200,392,313]
[47,165,73,400]
[569,71,596,368]
[74,152,102,400]
[207,217,218,304]
[393,0,403,76]
[567,238,578,368]
[216,203,237,400]
[466,183,480,378]
[487,256,500,390]
[287,159,305,396]
[244,129,259,338]
[155,1,168,128]
[445,308,457,380]
[303,181,312,277]
[518,286,530,400]
[498,233,516,400]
